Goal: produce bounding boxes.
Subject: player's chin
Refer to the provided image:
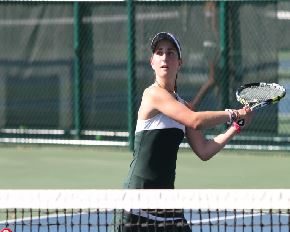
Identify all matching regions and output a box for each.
[157,70,170,77]
[160,68,170,73]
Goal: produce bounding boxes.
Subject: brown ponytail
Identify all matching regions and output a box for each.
[174,75,178,92]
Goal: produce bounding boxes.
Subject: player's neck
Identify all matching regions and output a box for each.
[154,80,175,94]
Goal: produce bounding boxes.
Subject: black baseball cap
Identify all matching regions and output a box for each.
[150,32,181,59]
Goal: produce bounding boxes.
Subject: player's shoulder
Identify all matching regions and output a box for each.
[145,84,158,93]
[139,85,160,118]
[143,84,171,98]
[143,84,160,100]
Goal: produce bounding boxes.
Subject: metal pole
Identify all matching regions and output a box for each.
[73,2,81,139]
[127,0,137,151]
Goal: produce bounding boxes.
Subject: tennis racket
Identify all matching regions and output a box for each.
[236,82,286,126]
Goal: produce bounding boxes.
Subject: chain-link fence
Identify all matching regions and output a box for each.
[0,1,289,150]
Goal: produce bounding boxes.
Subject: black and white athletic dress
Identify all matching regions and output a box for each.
[124,93,185,189]
[115,93,192,232]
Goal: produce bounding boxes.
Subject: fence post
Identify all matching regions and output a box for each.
[73,2,81,139]
[127,0,137,151]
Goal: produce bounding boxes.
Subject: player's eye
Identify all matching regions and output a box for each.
[156,50,164,56]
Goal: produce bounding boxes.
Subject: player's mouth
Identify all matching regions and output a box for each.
[161,65,169,69]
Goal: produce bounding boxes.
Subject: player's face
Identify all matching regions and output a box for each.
[150,40,181,80]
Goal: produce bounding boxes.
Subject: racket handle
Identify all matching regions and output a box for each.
[237,119,245,126]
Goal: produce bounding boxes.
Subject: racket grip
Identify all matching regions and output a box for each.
[237,119,245,126]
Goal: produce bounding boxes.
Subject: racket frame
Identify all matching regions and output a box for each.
[236,82,286,111]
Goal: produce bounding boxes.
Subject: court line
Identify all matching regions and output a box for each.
[190,213,264,224]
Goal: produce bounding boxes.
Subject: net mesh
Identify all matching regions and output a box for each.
[0,189,290,232]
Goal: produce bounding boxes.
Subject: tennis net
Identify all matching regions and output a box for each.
[0,189,290,232]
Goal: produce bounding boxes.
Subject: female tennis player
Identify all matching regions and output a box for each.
[114,32,253,232]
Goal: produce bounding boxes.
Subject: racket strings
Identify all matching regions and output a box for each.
[239,86,284,102]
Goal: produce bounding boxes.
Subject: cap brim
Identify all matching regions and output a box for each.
[151,32,181,59]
